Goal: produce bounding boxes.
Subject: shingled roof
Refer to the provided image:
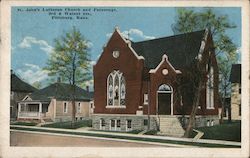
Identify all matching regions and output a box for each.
[11,73,37,92]
[29,83,92,102]
[229,64,241,83]
[131,30,206,69]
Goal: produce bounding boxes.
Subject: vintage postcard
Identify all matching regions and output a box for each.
[0,0,249,158]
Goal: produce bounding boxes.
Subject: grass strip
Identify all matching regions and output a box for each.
[11,126,240,148]
[41,120,92,129]
[10,122,38,126]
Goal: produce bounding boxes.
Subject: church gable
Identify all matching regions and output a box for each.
[94,27,144,69]
[149,54,181,75]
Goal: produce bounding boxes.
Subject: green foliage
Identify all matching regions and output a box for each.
[192,121,241,142]
[11,121,38,126]
[217,56,232,98]
[32,81,42,89]
[42,119,92,129]
[44,26,91,85]
[127,130,143,134]
[172,8,237,61]
[172,8,238,105]
[144,130,158,135]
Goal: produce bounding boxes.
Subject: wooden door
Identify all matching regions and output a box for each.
[158,93,171,115]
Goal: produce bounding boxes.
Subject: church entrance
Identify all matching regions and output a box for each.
[157,84,173,115]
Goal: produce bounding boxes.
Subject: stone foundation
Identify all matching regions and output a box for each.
[92,114,158,131]
[92,114,219,136]
[178,115,220,128]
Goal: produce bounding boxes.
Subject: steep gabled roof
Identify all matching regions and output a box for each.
[11,73,37,92]
[131,30,206,69]
[229,64,241,83]
[29,83,92,102]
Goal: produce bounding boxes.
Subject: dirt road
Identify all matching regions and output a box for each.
[10,131,167,147]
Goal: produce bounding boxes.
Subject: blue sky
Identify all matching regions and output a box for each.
[11,7,241,89]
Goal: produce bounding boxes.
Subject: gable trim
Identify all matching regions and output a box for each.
[22,95,32,101]
[149,54,181,74]
[115,27,145,60]
[197,28,209,61]
[94,27,145,68]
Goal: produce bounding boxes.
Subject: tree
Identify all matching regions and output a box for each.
[172,8,237,137]
[218,56,232,122]
[32,81,42,89]
[44,26,91,125]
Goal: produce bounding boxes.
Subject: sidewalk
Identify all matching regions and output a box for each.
[10,125,241,148]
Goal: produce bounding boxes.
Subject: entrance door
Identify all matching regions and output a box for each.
[158,93,171,115]
[157,84,173,115]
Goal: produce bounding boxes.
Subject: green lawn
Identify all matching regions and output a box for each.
[41,119,92,129]
[192,121,241,142]
[89,129,143,134]
[144,130,158,135]
[10,122,38,126]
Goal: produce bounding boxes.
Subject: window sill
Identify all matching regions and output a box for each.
[106,105,126,109]
[206,107,215,110]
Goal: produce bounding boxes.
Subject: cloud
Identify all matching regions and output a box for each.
[18,36,53,55]
[86,41,93,48]
[106,28,155,41]
[236,47,241,54]
[16,63,48,84]
[90,60,96,66]
[235,47,241,63]
[106,33,112,38]
[122,29,156,40]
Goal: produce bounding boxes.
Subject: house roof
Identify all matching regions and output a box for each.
[11,73,37,92]
[131,30,206,69]
[229,64,241,83]
[29,83,92,102]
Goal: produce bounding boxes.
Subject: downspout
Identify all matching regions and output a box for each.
[147,79,151,131]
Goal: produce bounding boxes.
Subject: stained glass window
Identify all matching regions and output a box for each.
[107,70,126,106]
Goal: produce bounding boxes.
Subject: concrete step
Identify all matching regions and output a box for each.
[159,116,185,137]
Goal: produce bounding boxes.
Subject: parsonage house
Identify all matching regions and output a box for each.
[17,81,93,122]
[11,71,37,120]
[93,27,220,137]
[229,64,241,120]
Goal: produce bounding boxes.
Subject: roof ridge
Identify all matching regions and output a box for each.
[132,29,205,44]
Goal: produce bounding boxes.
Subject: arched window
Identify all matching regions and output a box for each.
[158,84,172,92]
[107,70,126,106]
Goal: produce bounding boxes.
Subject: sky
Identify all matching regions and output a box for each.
[11,7,241,90]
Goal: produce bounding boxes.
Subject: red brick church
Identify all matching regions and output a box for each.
[92,27,220,136]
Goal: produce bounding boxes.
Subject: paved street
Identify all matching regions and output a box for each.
[10,131,167,147]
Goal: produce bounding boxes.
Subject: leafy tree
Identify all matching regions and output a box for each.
[32,81,42,89]
[218,56,233,122]
[44,26,91,125]
[172,8,238,137]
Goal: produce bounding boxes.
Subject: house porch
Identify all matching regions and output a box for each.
[18,102,49,119]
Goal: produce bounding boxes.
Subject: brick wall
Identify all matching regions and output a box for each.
[94,29,144,115]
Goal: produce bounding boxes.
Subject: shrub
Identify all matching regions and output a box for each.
[42,119,92,129]
[11,122,38,126]
[144,130,158,135]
